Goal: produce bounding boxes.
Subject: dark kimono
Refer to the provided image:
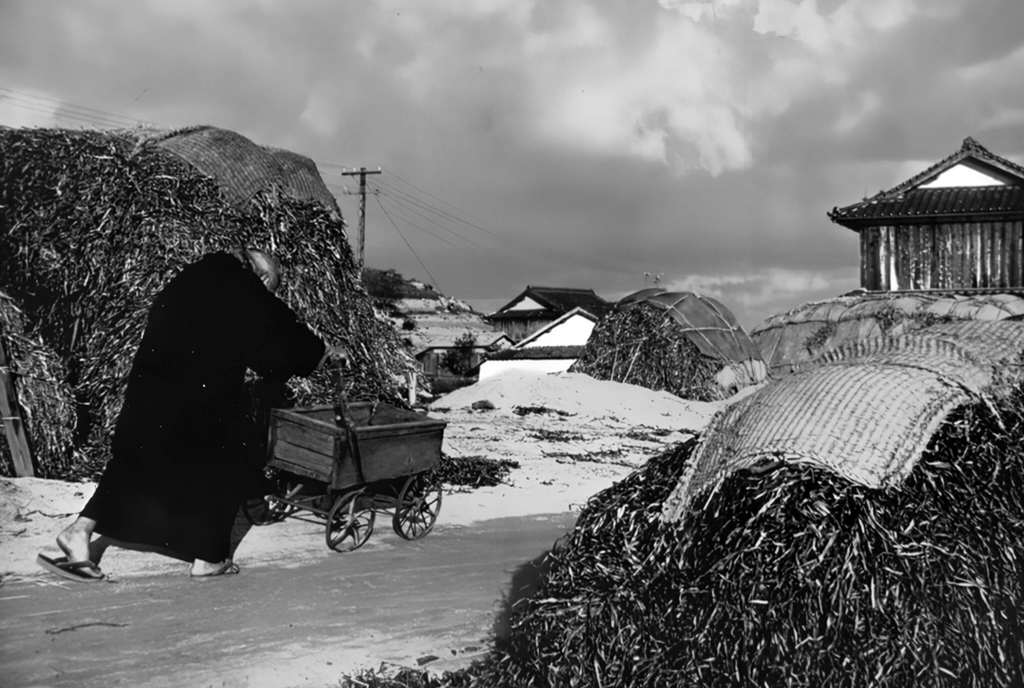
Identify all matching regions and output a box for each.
[81,252,325,562]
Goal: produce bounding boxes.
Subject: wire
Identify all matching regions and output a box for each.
[0,86,144,128]
[371,184,488,249]
[382,170,501,237]
[0,96,138,130]
[312,159,355,170]
[375,196,441,292]
[371,176,500,241]
[376,197,474,253]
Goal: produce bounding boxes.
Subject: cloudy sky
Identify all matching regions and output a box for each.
[2,0,1022,329]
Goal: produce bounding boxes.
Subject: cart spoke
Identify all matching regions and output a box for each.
[326,490,375,552]
[393,471,443,540]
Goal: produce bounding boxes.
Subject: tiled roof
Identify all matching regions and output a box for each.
[829,137,1024,228]
[412,331,510,355]
[829,185,1024,225]
[487,286,612,319]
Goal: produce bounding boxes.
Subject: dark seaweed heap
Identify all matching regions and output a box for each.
[571,303,724,402]
[491,391,1024,687]
[0,126,411,479]
[340,381,1024,688]
[438,454,520,488]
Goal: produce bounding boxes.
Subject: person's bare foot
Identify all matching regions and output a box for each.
[190,558,238,577]
[55,517,104,579]
[56,519,95,564]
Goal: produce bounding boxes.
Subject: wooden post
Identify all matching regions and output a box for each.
[0,336,36,477]
[340,166,381,269]
[407,371,417,406]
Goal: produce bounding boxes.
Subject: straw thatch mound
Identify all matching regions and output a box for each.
[571,289,766,402]
[752,290,1024,377]
[0,125,412,479]
[467,322,1024,687]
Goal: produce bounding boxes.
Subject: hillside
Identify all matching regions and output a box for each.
[362,267,498,355]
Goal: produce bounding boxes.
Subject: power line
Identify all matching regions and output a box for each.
[382,170,501,237]
[376,197,474,253]
[0,86,144,127]
[375,196,440,292]
[315,159,356,169]
[371,184,488,250]
[0,95,139,130]
[372,176,500,241]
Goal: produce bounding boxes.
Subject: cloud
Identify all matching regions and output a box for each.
[659,266,859,329]
[660,0,749,23]
[1,0,1021,324]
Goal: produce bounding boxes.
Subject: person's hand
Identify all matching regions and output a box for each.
[326,344,352,367]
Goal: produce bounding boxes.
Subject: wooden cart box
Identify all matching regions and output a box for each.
[267,402,446,490]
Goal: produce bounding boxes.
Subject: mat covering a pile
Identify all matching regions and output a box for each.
[342,320,1024,688]
[0,125,413,480]
[752,290,1024,377]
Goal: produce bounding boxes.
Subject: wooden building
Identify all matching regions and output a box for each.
[828,137,1024,291]
[413,331,512,378]
[484,286,612,342]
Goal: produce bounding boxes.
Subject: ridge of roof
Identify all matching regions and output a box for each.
[829,137,1024,228]
[883,137,1024,198]
[526,285,602,293]
[488,285,612,317]
[513,307,597,348]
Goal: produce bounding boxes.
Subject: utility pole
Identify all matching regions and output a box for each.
[341,166,381,268]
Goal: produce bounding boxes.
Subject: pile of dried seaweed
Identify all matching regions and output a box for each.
[338,664,480,688]
[438,454,520,488]
[0,126,411,477]
[0,291,82,479]
[487,387,1024,687]
[571,303,724,402]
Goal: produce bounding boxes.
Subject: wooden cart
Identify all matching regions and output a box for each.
[245,396,447,553]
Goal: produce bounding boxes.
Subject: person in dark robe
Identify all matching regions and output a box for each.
[40,247,347,580]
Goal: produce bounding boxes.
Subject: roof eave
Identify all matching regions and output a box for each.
[484,309,559,321]
[829,209,1024,230]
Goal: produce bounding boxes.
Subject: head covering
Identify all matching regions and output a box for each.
[230,246,281,293]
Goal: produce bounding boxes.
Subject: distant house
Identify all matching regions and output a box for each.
[828,137,1024,292]
[477,307,598,379]
[413,331,513,379]
[484,286,612,342]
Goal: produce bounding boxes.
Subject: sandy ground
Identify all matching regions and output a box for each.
[2,370,752,583]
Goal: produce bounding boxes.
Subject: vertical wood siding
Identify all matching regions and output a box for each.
[859,220,1024,290]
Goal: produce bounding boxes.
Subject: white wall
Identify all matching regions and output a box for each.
[506,296,545,311]
[523,314,595,347]
[479,358,576,380]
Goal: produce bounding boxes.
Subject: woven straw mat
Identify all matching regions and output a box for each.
[152,126,340,213]
[660,320,1024,524]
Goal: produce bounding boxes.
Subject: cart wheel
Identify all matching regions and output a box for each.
[326,489,375,552]
[393,470,443,540]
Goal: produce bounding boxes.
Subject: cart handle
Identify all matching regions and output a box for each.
[333,359,368,485]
